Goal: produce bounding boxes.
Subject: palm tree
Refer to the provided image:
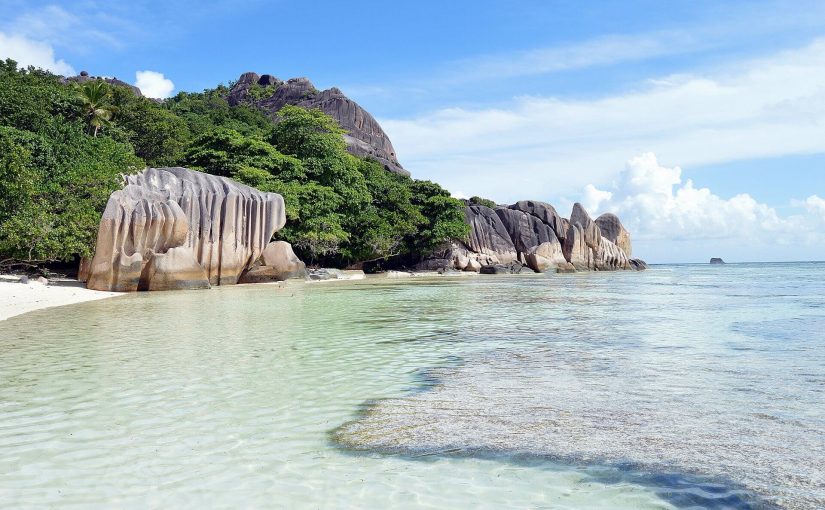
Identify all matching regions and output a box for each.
[78,81,115,137]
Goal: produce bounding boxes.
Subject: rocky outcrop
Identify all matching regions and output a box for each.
[461,205,518,266]
[710,258,725,264]
[443,201,645,274]
[87,167,287,292]
[238,241,306,283]
[227,72,407,176]
[62,71,143,97]
[525,241,569,273]
[595,213,632,258]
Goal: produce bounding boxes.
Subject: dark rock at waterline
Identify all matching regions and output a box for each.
[629,259,649,270]
[710,258,726,264]
[227,72,408,176]
[306,268,344,281]
[480,262,533,274]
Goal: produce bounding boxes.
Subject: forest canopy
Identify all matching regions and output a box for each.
[0,59,468,268]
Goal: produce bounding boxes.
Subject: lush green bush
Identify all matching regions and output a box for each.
[468,196,497,209]
[0,124,142,262]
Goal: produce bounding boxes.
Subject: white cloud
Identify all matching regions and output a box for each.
[382,38,825,204]
[135,70,174,99]
[800,195,825,219]
[583,153,787,240]
[578,153,825,262]
[0,32,75,75]
[5,4,128,52]
[447,32,696,84]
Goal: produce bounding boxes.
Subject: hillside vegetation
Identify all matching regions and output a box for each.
[0,60,468,269]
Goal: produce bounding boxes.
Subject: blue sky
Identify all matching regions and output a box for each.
[1,0,824,262]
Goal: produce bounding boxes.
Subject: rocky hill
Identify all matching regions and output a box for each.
[227,72,407,176]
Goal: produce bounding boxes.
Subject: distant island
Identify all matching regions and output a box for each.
[710,258,726,264]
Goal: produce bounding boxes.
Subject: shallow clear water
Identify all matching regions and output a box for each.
[1,264,823,509]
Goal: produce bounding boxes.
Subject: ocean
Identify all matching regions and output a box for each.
[1,263,823,508]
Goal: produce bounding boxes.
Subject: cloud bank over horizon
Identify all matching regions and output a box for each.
[576,153,824,263]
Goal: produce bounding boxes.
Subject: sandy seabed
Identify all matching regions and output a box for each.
[0,276,120,322]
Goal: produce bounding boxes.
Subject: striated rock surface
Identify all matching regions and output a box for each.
[239,241,306,283]
[87,167,286,292]
[443,201,643,274]
[227,72,407,176]
[596,213,632,258]
[461,205,518,266]
[508,200,567,242]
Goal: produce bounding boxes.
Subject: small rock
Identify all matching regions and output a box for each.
[35,276,49,285]
[19,275,29,284]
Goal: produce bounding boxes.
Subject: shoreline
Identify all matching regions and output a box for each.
[0,276,121,322]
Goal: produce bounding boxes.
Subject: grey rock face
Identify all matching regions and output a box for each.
[630,259,649,270]
[87,167,287,292]
[239,241,306,283]
[524,240,567,273]
[569,203,602,251]
[440,202,640,274]
[710,258,725,264]
[595,213,632,258]
[508,200,567,242]
[227,73,407,176]
[494,208,559,254]
[463,205,518,265]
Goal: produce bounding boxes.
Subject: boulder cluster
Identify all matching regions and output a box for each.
[434,201,646,274]
[85,167,304,292]
[227,72,407,176]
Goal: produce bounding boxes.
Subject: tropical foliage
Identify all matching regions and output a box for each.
[0,59,468,268]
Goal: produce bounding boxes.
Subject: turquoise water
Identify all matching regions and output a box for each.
[1,264,823,509]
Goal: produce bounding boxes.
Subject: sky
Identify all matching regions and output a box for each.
[1,0,824,263]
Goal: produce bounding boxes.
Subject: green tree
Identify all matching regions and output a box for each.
[109,86,191,166]
[78,81,115,137]
[185,128,304,180]
[469,196,497,208]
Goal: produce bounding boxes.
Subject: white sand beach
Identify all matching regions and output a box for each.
[0,276,120,322]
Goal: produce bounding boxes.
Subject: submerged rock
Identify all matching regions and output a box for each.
[630,259,649,270]
[86,167,287,292]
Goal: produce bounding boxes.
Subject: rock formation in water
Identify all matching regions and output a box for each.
[437,201,645,274]
[227,72,407,176]
[710,258,726,264]
[86,167,294,292]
